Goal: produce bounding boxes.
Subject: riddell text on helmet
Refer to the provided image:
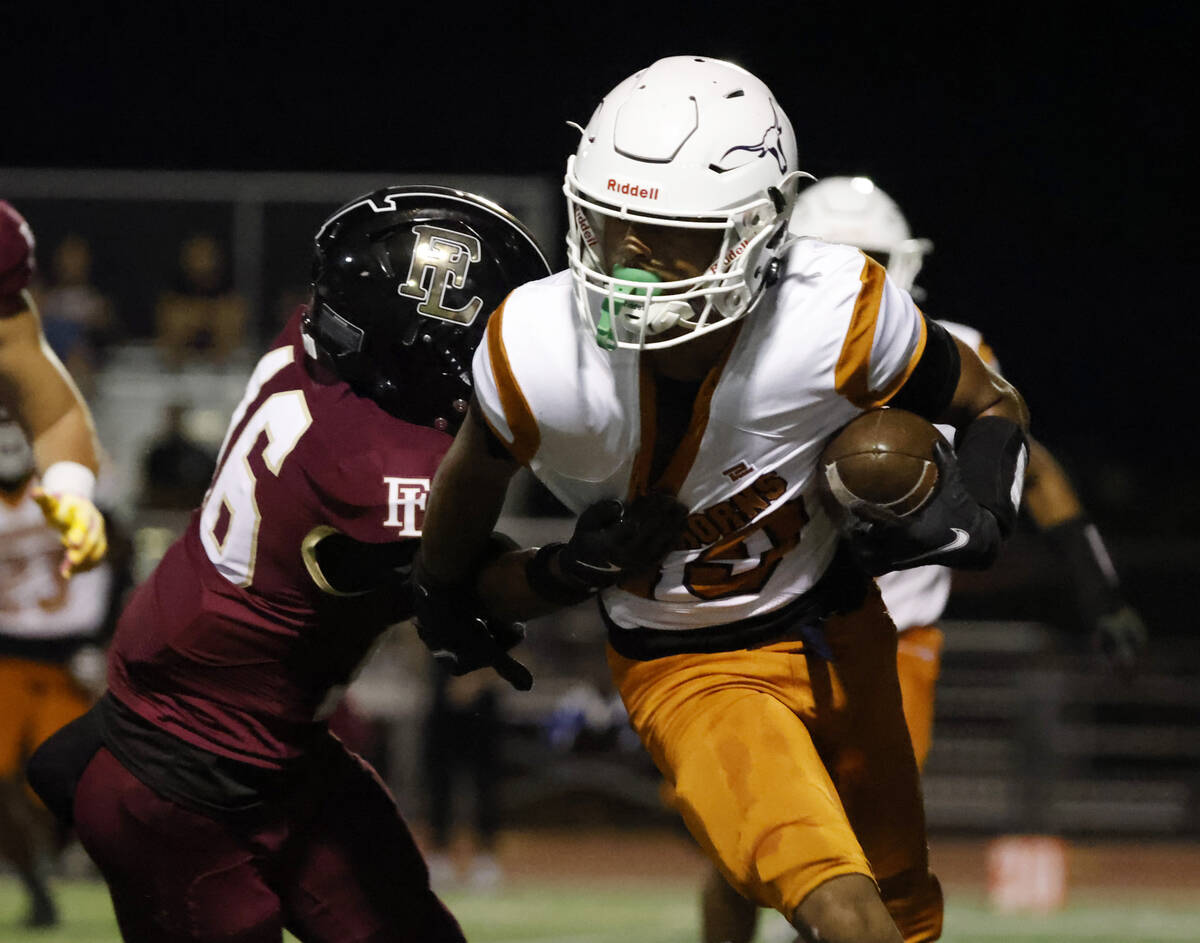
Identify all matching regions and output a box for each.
[607,180,660,200]
[710,238,750,273]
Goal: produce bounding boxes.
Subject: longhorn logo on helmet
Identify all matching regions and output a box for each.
[714,101,789,174]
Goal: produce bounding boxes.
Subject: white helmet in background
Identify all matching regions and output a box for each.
[790,176,933,296]
[565,56,809,350]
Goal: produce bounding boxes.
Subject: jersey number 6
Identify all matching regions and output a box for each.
[199,348,313,587]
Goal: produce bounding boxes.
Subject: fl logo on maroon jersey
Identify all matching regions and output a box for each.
[383,477,430,536]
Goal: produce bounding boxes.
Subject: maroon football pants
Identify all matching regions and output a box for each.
[72,745,464,942]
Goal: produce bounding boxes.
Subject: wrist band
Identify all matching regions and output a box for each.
[41,461,96,501]
[525,543,595,606]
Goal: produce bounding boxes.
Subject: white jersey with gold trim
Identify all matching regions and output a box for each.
[0,482,113,640]
[874,319,1001,631]
[475,239,927,633]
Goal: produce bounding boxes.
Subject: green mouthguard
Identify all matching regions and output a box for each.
[596,266,661,351]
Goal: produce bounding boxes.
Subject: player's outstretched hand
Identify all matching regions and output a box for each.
[412,577,533,692]
[32,487,108,578]
[557,492,689,590]
[847,441,1001,576]
[1091,603,1148,681]
[0,200,36,296]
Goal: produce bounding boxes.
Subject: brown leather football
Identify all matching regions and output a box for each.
[819,407,943,523]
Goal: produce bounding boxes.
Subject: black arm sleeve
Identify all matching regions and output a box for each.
[887,317,960,421]
[311,534,418,594]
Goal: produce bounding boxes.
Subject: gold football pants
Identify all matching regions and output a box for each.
[0,657,92,804]
[896,625,945,770]
[608,583,943,942]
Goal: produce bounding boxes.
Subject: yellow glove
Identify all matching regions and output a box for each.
[32,462,108,577]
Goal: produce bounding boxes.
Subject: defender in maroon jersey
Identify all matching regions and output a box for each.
[27,186,549,943]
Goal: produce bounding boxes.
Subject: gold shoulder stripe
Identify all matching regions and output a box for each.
[835,254,887,407]
[485,296,540,466]
[873,312,927,407]
[835,257,928,409]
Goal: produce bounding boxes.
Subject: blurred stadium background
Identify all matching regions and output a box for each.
[0,166,1195,940]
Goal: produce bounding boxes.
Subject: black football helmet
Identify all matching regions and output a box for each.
[305,186,550,432]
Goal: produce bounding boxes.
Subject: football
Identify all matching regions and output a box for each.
[818,407,944,523]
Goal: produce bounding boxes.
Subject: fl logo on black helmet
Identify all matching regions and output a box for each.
[398,225,484,325]
[307,185,550,433]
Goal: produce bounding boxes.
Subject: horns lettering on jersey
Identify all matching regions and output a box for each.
[676,470,788,551]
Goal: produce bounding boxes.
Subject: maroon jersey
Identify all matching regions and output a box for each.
[108,311,451,769]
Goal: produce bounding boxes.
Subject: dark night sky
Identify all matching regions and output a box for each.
[4,5,1195,471]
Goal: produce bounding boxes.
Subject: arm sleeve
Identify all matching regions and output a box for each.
[887,317,962,420]
[306,529,418,595]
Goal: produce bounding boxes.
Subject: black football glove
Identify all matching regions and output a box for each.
[1044,516,1148,683]
[555,493,690,590]
[1090,603,1149,681]
[412,577,532,692]
[847,440,1002,576]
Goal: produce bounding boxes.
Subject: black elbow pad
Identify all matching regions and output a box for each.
[956,417,1029,536]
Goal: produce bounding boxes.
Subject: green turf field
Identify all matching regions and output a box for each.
[2,877,1198,942]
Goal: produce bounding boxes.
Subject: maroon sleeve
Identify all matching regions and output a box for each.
[296,399,452,546]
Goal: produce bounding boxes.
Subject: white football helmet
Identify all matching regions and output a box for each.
[790,176,933,296]
[565,56,809,350]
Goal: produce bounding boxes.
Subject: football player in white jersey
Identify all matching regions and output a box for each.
[695,174,1150,943]
[0,201,107,578]
[0,411,117,927]
[415,57,1032,943]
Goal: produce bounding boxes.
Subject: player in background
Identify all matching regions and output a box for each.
[696,174,1150,943]
[791,175,1149,719]
[0,411,122,928]
[0,201,107,578]
[27,186,549,943]
[414,57,1032,943]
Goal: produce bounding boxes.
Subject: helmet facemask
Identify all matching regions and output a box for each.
[872,237,933,300]
[566,160,801,351]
